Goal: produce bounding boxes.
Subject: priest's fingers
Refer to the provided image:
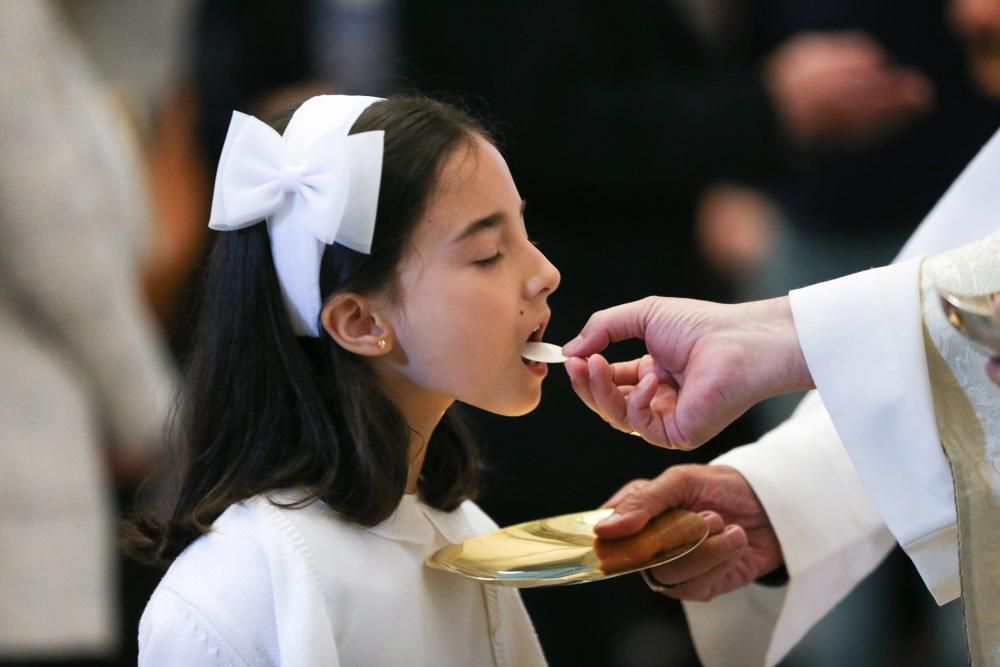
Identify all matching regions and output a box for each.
[608,358,644,387]
[569,355,671,437]
[563,299,652,358]
[623,374,670,445]
[601,479,651,510]
[649,555,746,602]
[596,510,722,574]
[649,376,679,415]
[567,356,635,417]
[595,466,699,539]
[643,524,747,599]
[566,357,600,414]
[582,355,665,441]
[587,356,676,445]
[587,354,633,433]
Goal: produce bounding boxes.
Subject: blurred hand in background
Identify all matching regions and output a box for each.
[764,32,934,146]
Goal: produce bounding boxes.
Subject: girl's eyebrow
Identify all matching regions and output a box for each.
[452,200,527,244]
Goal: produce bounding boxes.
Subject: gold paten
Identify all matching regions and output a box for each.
[426,507,708,587]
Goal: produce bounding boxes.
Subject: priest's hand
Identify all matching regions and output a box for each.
[595,464,784,601]
[563,296,813,450]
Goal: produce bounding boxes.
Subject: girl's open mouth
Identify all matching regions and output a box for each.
[521,322,551,375]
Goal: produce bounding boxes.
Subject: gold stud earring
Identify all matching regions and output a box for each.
[376,337,388,351]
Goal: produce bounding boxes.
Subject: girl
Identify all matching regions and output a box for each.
[127,94,559,665]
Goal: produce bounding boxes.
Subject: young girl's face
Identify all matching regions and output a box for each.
[375,135,561,417]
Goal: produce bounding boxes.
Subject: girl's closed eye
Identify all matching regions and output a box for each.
[474,250,504,267]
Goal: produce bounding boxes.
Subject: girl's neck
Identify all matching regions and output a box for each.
[405,430,430,494]
[403,408,447,494]
[375,365,453,495]
[402,396,451,493]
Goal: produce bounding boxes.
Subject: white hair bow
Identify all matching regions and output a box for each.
[208,95,384,336]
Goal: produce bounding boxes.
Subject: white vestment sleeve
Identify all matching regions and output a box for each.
[789,260,961,603]
[782,125,1000,602]
[683,393,896,667]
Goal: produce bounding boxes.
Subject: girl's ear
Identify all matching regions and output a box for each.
[320,293,394,356]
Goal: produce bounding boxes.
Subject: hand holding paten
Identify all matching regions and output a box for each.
[595,465,784,602]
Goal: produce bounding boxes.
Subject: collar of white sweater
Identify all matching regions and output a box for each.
[267,490,476,546]
[365,493,475,545]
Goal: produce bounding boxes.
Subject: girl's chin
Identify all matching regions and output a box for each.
[465,390,542,418]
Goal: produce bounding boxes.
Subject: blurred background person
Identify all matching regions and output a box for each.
[0,2,176,665]
[59,0,208,338]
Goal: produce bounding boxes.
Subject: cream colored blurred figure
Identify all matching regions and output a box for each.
[0,2,174,661]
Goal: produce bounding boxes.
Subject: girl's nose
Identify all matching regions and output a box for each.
[525,244,561,299]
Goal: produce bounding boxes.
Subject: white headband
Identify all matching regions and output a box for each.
[208,95,384,336]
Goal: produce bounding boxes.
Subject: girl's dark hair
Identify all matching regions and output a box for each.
[125,96,490,565]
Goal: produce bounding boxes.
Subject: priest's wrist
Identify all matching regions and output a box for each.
[737,296,815,400]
